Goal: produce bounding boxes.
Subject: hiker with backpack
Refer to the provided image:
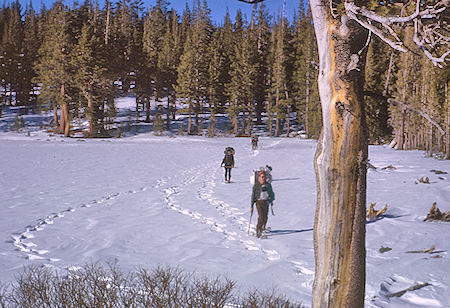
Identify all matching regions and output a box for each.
[220,147,235,183]
[251,170,275,238]
[251,135,259,150]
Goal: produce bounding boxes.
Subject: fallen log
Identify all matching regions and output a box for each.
[387,282,431,298]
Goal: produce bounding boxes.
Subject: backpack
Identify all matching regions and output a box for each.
[250,165,272,184]
[224,147,235,155]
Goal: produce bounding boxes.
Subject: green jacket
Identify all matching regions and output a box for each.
[251,182,274,206]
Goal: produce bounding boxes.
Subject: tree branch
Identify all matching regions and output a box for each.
[364,91,446,135]
[345,1,447,24]
[344,0,449,66]
[346,11,407,52]
[237,0,264,3]
[388,98,446,135]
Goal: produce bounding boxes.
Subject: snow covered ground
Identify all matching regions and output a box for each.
[0,102,449,307]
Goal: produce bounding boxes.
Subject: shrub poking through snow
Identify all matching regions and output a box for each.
[366,203,387,221]
[424,202,450,222]
[0,263,303,307]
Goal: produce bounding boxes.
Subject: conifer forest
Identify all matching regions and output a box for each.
[0,0,449,157]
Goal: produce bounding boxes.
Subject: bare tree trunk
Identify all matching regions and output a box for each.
[305,64,310,138]
[383,51,395,96]
[60,102,70,137]
[428,124,433,157]
[53,102,59,127]
[446,82,449,159]
[59,83,70,137]
[241,111,246,135]
[100,99,105,133]
[275,87,280,136]
[145,98,151,123]
[166,96,171,130]
[187,101,192,135]
[136,97,140,121]
[171,95,176,120]
[87,94,93,136]
[233,115,238,135]
[311,2,368,307]
[286,105,291,137]
[105,1,110,45]
[399,110,406,150]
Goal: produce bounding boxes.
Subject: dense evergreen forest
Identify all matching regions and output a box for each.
[0,0,448,156]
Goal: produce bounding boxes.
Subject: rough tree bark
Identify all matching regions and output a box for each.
[237,0,448,306]
[59,83,70,137]
[310,1,368,307]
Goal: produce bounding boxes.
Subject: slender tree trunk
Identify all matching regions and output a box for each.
[145,97,151,123]
[233,114,238,135]
[171,94,176,120]
[87,93,94,136]
[311,2,368,307]
[275,87,280,136]
[105,1,110,45]
[247,109,253,135]
[136,97,140,121]
[166,96,171,130]
[285,88,290,137]
[53,102,59,127]
[100,99,105,133]
[305,64,311,138]
[187,101,192,135]
[241,111,246,135]
[383,51,395,96]
[446,82,449,159]
[428,124,433,157]
[398,110,405,150]
[267,92,273,136]
[59,83,70,137]
[61,102,70,137]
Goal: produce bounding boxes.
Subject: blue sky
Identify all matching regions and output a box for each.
[14,0,301,24]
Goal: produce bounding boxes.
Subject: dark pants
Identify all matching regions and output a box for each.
[224,167,231,181]
[256,200,269,237]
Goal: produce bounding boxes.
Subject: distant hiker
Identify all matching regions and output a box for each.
[251,135,259,150]
[251,170,275,238]
[221,147,235,183]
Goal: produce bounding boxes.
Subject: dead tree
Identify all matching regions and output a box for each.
[239,0,448,307]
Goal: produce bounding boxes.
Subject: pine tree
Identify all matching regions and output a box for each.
[33,0,72,136]
[1,1,23,105]
[176,29,196,134]
[175,0,212,134]
[252,3,270,125]
[20,3,40,111]
[71,22,107,137]
[269,12,290,136]
[158,9,182,129]
[207,30,227,137]
[292,4,321,138]
[225,9,256,135]
[111,0,141,94]
[142,0,168,122]
[364,36,393,144]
